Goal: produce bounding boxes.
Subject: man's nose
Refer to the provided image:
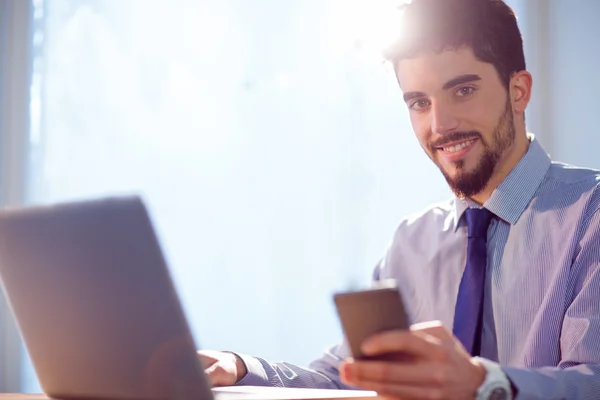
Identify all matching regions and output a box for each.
[430,102,460,135]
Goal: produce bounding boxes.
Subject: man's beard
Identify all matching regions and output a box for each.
[430,100,516,199]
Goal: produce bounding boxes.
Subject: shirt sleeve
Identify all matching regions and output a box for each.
[502,207,600,399]
[233,341,358,389]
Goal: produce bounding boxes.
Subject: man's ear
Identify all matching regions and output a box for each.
[510,70,533,116]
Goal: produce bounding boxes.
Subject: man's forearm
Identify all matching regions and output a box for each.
[233,351,354,389]
[503,363,600,400]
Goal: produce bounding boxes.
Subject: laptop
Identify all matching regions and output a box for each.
[0,196,378,400]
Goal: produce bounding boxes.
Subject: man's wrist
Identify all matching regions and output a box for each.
[473,357,513,400]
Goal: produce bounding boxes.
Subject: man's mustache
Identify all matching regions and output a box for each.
[430,131,481,149]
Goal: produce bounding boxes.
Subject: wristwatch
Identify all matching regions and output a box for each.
[473,357,513,400]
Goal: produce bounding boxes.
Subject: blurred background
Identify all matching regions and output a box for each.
[0,0,599,393]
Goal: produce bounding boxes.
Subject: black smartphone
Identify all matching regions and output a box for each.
[333,282,409,359]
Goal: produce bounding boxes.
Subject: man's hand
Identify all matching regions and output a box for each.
[340,321,486,400]
[198,350,248,387]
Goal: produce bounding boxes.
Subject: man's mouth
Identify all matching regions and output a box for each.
[438,139,477,153]
[434,138,479,161]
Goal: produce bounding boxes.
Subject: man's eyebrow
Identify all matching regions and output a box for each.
[442,74,481,90]
[403,91,427,103]
[402,74,482,103]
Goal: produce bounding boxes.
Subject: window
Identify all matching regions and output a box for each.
[4,0,464,392]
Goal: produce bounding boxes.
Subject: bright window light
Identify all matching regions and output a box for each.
[326,0,406,59]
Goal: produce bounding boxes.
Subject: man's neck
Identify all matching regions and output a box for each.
[469,133,531,205]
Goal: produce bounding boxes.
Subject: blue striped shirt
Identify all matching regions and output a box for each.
[235,136,600,399]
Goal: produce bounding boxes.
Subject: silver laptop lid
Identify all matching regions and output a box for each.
[0,196,213,400]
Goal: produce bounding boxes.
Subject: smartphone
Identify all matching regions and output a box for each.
[333,282,409,359]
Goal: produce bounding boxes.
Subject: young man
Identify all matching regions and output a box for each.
[199,0,600,399]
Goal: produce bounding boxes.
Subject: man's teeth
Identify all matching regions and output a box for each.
[443,140,474,153]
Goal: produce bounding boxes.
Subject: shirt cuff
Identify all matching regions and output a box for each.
[501,365,543,400]
[234,353,270,386]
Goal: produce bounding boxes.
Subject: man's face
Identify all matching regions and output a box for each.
[395,48,517,198]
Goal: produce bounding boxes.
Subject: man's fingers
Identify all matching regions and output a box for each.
[361,329,446,361]
[411,321,470,356]
[197,351,218,368]
[198,351,240,387]
[197,351,228,386]
[204,362,230,387]
[342,360,450,387]
[411,321,454,345]
[410,320,448,337]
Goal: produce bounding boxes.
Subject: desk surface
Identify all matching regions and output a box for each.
[0,388,382,400]
[0,396,382,400]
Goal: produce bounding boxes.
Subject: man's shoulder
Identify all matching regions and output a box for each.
[537,161,600,217]
[379,199,456,271]
[393,198,456,237]
[543,162,600,190]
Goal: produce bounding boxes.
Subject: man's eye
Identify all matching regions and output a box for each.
[410,99,430,110]
[456,86,475,97]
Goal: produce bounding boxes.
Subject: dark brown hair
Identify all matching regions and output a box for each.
[384,0,526,88]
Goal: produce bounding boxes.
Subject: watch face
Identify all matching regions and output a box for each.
[488,387,508,400]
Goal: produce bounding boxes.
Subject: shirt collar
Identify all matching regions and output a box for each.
[452,134,551,231]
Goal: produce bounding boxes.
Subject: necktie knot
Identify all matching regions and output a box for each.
[465,208,492,239]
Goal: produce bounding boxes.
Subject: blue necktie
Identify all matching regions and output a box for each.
[453,208,492,356]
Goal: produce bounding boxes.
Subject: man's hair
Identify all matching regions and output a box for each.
[384,0,526,88]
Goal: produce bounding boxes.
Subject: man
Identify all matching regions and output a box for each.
[199,0,600,399]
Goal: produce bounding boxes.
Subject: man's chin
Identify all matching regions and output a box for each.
[441,161,497,198]
[440,164,477,181]
[440,166,482,194]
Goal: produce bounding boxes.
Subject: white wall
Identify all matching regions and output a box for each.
[546,0,600,169]
[515,0,600,169]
